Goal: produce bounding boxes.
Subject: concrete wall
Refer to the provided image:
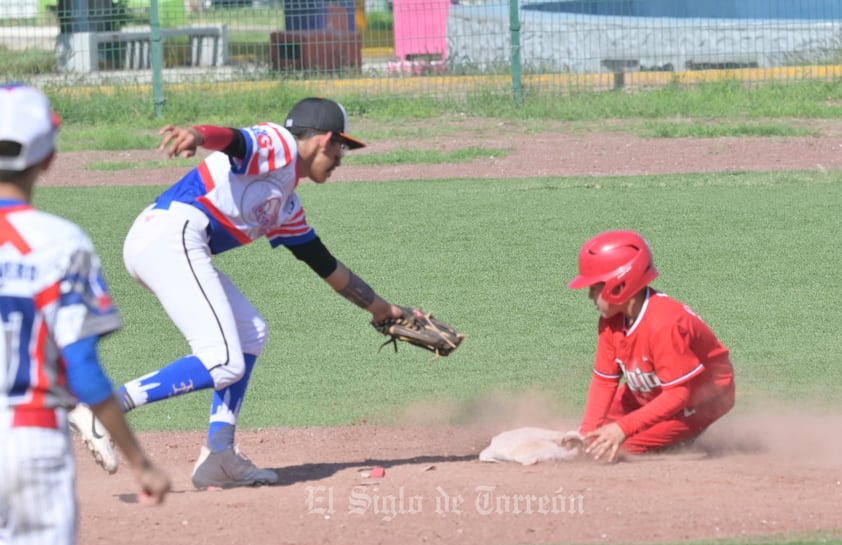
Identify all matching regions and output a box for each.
[0,0,38,19]
[447,3,842,73]
[519,0,842,20]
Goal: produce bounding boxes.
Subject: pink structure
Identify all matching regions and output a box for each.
[392,0,449,62]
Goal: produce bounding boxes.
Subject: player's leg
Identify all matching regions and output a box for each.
[68,403,118,474]
[192,270,277,489]
[620,417,700,453]
[205,270,268,453]
[122,204,275,488]
[599,383,699,454]
[118,203,247,411]
[620,385,736,454]
[3,425,77,545]
[601,386,696,453]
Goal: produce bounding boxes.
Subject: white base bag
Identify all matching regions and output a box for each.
[479,427,585,466]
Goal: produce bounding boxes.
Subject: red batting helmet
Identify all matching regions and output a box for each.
[567,230,659,305]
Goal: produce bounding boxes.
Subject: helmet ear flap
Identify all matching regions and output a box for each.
[601,278,629,305]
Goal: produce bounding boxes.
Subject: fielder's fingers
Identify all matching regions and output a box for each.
[137,490,164,506]
[168,136,194,158]
[158,130,180,155]
[177,146,196,159]
[135,465,171,505]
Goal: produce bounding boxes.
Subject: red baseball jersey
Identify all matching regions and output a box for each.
[580,288,733,436]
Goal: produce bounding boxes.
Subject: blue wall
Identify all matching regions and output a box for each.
[521,0,842,20]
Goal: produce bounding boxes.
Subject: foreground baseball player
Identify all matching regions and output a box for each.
[0,84,170,544]
[80,97,407,488]
[568,230,735,462]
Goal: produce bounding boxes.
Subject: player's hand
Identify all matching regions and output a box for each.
[158,125,201,158]
[584,422,626,463]
[132,461,172,505]
[370,303,403,324]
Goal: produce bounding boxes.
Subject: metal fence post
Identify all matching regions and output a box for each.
[150,0,165,117]
[509,0,523,105]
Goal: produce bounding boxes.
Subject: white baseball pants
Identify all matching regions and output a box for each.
[123,202,267,390]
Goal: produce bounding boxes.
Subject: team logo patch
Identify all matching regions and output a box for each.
[616,358,662,393]
[253,197,282,231]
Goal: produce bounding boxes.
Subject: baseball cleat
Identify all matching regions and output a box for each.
[191,445,278,489]
[68,404,118,474]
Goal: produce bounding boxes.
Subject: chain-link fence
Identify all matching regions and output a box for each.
[3,0,842,106]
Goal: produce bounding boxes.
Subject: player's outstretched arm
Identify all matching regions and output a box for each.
[158,125,243,159]
[158,125,203,158]
[324,260,402,323]
[283,237,402,321]
[89,396,172,505]
[310,255,464,357]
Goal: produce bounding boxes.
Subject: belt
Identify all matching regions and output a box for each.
[12,407,60,429]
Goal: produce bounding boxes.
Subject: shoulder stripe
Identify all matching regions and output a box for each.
[0,207,34,254]
[246,129,266,176]
[261,123,293,166]
[246,151,261,176]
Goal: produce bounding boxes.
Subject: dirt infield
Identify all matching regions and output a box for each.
[62,124,842,545]
[40,119,842,187]
[74,413,842,545]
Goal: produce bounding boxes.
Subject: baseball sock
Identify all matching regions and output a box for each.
[117,355,214,412]
[206,353,257,453]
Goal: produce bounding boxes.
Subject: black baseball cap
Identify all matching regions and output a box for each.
[284,97,366,150]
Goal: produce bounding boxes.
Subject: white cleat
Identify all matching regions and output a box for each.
[68,404,118,474]
[191,445,278,489]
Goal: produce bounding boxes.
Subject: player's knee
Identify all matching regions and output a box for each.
[239,315,268,356]
[203,352,246,389]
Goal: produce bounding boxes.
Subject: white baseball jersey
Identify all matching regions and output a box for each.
[152,122,317,254]
[0,202,122,412]
[1,200,122,545]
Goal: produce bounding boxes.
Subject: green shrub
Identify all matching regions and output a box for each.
[0,46,55,75]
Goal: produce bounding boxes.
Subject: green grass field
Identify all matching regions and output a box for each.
[32,169,842,434]
[32,79,842,157]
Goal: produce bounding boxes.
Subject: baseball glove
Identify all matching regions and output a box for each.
[372,306,464,357]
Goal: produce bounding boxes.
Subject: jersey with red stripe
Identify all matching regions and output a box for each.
[590,288,732,409]
[0,202,122,411]
[153,122,315,255]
